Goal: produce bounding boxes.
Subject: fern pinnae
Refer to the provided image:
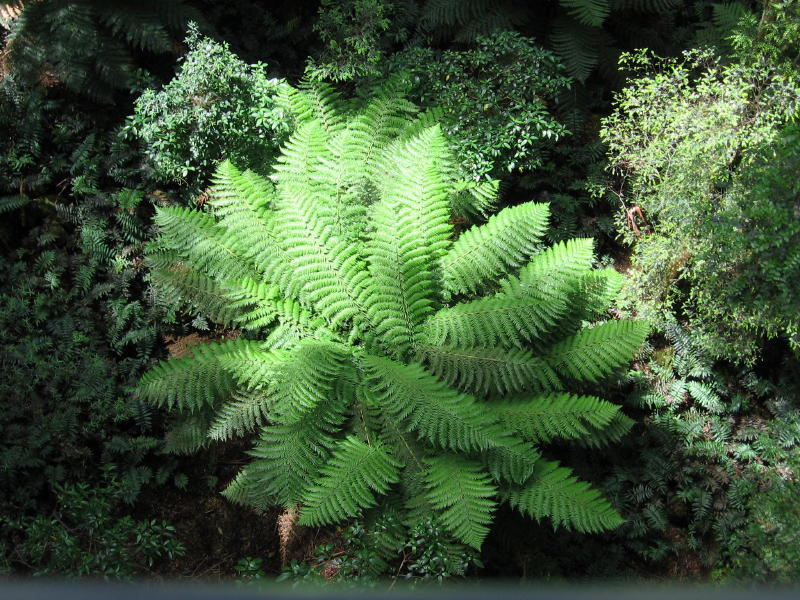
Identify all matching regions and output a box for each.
[136,338,261,412]
[421,288,567,350]
[506,460,624,533]
[441,202,550,297]
[299,436,402,527]
[419,344,562,395]
[248,392,349,507]
[546,320,650,382]
[363,193,440,356]
[362,354,509,453]
[270,339,350,423]
[423,455,498,549]
[208,389,275,441]
[273,187,370,331]
[490,393,622,444]
[153,206,258,281]
[150,266,240,326]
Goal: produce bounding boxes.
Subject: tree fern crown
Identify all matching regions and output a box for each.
[137,82,648,549]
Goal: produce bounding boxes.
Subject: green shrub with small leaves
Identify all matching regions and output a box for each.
[719,460,800,584]
[602,46,800,362]
[306,0,412,82]
[390,31,570,179]
[125,26,290,188]
[1,471,184,579]
[278,514,478,585]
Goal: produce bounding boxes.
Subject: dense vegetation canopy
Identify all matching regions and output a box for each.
[1,0,800,587]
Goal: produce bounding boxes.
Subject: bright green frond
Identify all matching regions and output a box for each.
[362,182,444,356]
[421,286,567,350]
[373,126,453,264]
[280,80,347,132]
[273,187,370,332]
[154,206,258,281]
[210,160,275,215]
[546,320,649,382]
[571,268,625,320]
[270,340,350,423]
[483,438,541,484]
[504,237,595,295]
[207,161,293,291]
[490,393,621,444]
[214,344,289,391]
[419,344,562,395]
[423,455,497,549]
[208,389,275,441]
[272,120,330,198]
[573,412,635,449]
[136,339,260,412]
[449,178,499,218]
[223,277,324,336]
[150,266,241,325]
[341,84,418,185]
[506,460,624,533]
[299,436,402,527]
[221,465,274,512]
[441,202,550,296]
[362,354,508,452]
[247,393,349,507]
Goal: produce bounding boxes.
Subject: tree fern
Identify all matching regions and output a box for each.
[139,82,647,549]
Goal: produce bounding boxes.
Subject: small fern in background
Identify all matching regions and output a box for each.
[137,80,648,552]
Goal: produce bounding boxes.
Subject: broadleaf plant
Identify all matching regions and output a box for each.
[137,81,648,550]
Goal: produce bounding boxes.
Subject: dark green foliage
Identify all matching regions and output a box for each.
[307,0,412,82]
[278,513,478,584]
[1,0,201,101]
[602,322,800,574]
[139,82,647,554]
[0,237,164,514]
[125,27,290,188]
[721,462,800,583]
[413,0,684,83]
[391,31,570,178]
[1,472,184,579]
